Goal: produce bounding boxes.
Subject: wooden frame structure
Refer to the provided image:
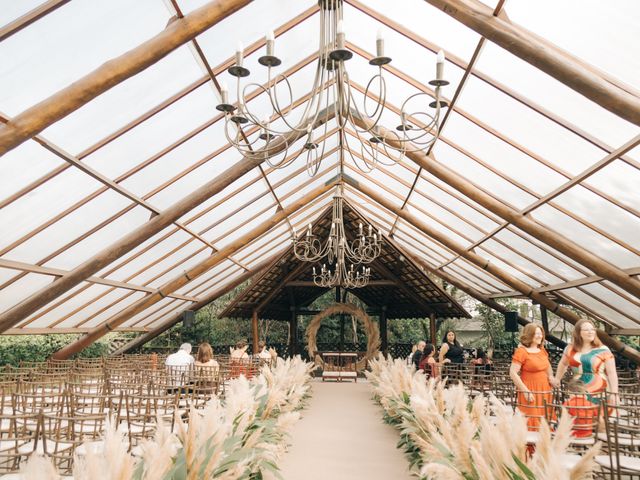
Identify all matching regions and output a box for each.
[0,0,638,361]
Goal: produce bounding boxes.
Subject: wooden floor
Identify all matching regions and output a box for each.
[279,378,415,480]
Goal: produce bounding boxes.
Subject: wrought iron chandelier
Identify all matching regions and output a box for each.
[216,0,449,176]
[293,186,381,288]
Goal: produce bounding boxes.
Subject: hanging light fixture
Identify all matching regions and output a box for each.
[216,0,448,176]
[292,185,381,288]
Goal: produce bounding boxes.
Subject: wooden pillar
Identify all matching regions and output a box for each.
[289,307,298,358]
[251,310,259,356]
[380,306,388,356]
[429,312,437,346]
[540,304,550,336]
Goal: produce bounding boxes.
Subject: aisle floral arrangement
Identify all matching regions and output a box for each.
[365,355,599,480]
[22,356,313,480]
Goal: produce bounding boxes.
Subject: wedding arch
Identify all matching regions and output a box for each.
[306,303,380,371]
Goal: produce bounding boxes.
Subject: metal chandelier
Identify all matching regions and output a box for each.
[216,0,449,177]
[292,185,381,288]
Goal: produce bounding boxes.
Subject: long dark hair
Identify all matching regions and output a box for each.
[441,330,460,347]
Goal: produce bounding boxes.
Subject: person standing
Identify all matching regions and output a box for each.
[554,319,619,404]
[438,331,464,364]
[510,324,556,430]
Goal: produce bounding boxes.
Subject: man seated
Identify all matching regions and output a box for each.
[165,343,194,389]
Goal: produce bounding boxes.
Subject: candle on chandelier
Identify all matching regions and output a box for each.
[436,49,445,81]
[307,223,312,237]
[359,222,363,234]
[266,30,275,56]
[337,20,345,49]
[220,81,229,104]
[292,227,297,239]
[235,41,244,67]
[313,266,316,275]
[376,28,384,57]
[368,224,372,236]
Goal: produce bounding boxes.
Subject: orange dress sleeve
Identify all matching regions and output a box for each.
[512,347,527,365]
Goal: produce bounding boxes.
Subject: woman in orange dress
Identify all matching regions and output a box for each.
[510,323,558,430]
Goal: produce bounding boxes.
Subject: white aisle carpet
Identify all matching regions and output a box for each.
[279,379,415,480]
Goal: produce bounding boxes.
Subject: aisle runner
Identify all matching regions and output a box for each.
[279,379,414,480]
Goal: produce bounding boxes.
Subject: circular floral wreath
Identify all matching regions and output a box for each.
[306,303,381,371]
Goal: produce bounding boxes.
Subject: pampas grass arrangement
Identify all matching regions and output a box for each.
[366,354,599,480]
[20,356,312,479]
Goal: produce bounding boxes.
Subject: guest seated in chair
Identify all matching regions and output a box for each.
[256,341,277,363]
[418,343,439,379]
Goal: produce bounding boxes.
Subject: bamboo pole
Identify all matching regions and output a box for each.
[0,0,253,156]
[350,114,640,301]
[52,181,336,359]
[0,108,335,334]
[423,0,640,127]
[111,252,281,355]
[346,177,640,363]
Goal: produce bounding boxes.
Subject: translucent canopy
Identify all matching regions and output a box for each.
[0,0,639,338]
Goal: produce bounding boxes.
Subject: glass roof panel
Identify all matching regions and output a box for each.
[65,290,150,330]
[128,241,207,287]
[479,238,563,286]
[176,260,238,296]
[99,228,192,282]
[346,0,483,61]
[559,288,636,329]
[146,247,216,289]
[180,170,265,232]
[42,46,204,154]
[530,204,640,269]
[448,257,511,292]
[0,168,103,253]
[0,140,65,202]
[580,281,640,326]
[584,159,640,220]
[186,0,316,68]
[492,229,585,282]
[120,296,184,329]
[0,1,47,27]
[506,0,640,92]
[453,75,605,177]
[213,205,279,249]
[21,283,112,329]
[442,113,564,199]
[8,192,137,268]
[82,83,220,180]
[0,273,52,315]
[431,132,537,210]
[552,185,640,252]
[186,265,246,301]
[474,42,639,148]
[0,0,170,116]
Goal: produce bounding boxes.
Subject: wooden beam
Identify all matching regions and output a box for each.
[111,251,281,355]
[0,107,335,334]
[429,312,437,347]
[423,0,640,127]
[0,258,198,302]
[610,329,640,336]
[346,177,639,362]
[51,181,337,359]
[1,327,147,335]
[380,306,388,356]
[0,0,253,156]
[351,114,640,302]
